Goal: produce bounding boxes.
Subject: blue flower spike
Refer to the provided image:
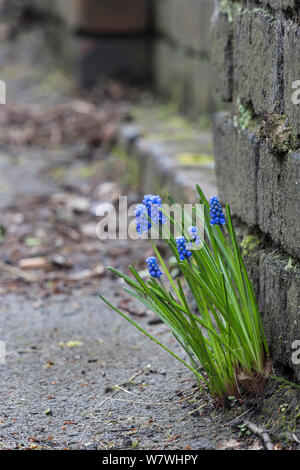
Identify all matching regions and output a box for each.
[135,194,166,235]
[176,236,192,261]
[146,256,162,278]
[209,197,226,226]
[135,204,150,235]
[188,226,201,248]
[143,194,166,226]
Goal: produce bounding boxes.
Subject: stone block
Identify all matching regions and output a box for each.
[213,112,259,226]
[213,113,300,256]
[259,249,300,380]
[257,146,300,258]
[233,9,283,114]
[210,8,233,102]
[235,224,300,381]
[284,22,300,144]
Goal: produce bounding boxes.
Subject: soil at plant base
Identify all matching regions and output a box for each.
[0,13,299,451]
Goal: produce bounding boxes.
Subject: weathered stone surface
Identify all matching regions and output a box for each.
[211,0,300,382]
[210,9,233,102]
[233,8,283,115]
[284,22,300,143]
[259,249,300,380]
[259,0,296,9]
[213,112,259,226]
[236,224,300,381]
[213,113,300,256]
[257,146,300,258]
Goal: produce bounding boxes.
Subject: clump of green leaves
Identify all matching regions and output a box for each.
[99,186,269,404]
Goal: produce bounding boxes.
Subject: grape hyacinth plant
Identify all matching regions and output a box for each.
[99,186,269,404]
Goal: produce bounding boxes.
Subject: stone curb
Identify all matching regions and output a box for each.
[117,120,217,203]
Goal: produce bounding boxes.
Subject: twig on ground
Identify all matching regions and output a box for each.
[127,364,152,383]
[97,364,151,410]
[226,407,254,426]
[179,403,207,421]
[286,432,300,444]
[114,385,136,396]
[0,260,37,282]
[78,423,91,445]
[243,420,274,450]
[94,393,200,407]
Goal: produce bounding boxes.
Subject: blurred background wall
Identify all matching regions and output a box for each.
[17,0,216,115]
[154,0,216,115]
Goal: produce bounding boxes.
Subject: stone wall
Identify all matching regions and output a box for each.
[211,0,300,379]
[154,0,216,115]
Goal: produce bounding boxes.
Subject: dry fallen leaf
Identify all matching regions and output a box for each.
[274,443,284,450]
[216,439,241,450]
[69,265,105,281]
[19,257,48,270]
[237,371,251,382]
[248,439,263,450]
[59,340,83,348]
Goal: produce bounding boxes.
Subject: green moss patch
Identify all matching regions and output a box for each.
[258,113,294,154]
[241,234,261,258]
[175,152,214,167]
[259,381,300,445]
